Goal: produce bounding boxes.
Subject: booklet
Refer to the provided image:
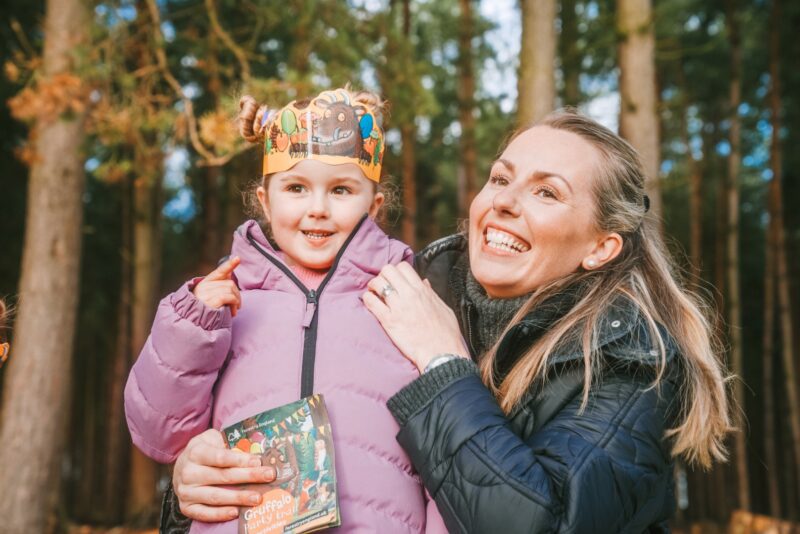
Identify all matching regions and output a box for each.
[223,395,340,534]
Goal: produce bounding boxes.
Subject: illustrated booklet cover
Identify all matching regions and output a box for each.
[223,394,340,534]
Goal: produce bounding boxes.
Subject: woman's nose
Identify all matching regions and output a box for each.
[492,184,521,217]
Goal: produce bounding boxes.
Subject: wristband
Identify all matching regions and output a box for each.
[423,353,463,374]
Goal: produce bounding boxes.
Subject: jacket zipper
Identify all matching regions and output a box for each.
[463,301,478,359]
[246,215,369,398]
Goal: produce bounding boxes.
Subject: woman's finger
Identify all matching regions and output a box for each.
[394,261,427,289]
[366,275,392,298]
[179,480,264,507]
[181,502,241,523]
[187,445,258,471]
[362,290,390,321]
[377,265,416,297]
[182,463,276,487]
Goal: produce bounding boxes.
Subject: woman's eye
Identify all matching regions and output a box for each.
[331,186,351,195]
[489,175,509,186]
[534,186,558,199]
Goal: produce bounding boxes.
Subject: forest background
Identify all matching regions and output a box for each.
[0,0,799,532]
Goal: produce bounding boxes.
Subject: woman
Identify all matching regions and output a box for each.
[167,110,731,532]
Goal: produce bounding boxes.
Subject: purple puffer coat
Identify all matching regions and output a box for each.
[124,216,446,533]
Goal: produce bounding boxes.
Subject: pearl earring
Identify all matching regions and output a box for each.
[586,259,597,269]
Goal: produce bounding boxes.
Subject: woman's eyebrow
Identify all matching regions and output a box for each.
[532,171,573,194]
[494,158,573,194]
[493,158,515,172]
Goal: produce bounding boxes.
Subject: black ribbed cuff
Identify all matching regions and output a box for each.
[388,358,478,426]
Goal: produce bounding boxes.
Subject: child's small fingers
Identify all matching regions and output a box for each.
[205,256,240,282]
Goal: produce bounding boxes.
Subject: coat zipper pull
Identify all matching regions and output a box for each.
[302,290,317,328]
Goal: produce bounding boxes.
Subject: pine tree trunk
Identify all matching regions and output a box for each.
[616,0,662,222]
[399,0,417,249]
[724,0,750,511]
[762,189,780,518]
[518,0,556,125]
[104,178,134,523]
[126,176,161,523]
[201,34,224,272]
[457,0,478,218]
[763,0,784,516]
[677,64,703,286]
[0,0,89,530]
[400,123,417,248]
[768,0,800,508]
[559,0,580,107]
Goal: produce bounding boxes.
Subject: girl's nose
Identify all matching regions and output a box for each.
[307,191,330,218]
[492,183,521,217]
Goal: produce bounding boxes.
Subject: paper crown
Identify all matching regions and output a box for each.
[262,89,385,182]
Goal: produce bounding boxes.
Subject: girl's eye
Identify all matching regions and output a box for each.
[534,185,558,199]
[489,174,509,186]
[286,184,306,193]
[331,186,351,195]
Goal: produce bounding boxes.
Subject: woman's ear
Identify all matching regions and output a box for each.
[582,232,623,270]
[368,191,385,218]
[256,185,271,223]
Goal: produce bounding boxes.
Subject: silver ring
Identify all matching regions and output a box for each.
[379,284,396,299]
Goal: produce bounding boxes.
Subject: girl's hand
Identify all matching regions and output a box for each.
[363,262,469,372]
[173,429,277,522]
[193,257,242,317]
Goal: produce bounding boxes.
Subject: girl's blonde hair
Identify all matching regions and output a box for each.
[479,109,732,469]
[237,87,389,219]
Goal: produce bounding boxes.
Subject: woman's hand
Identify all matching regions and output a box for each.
[363,262,469,372]
[173,429,277,522]
[193,257,242,317]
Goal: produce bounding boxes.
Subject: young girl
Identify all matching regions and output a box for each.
[124,87,445,533]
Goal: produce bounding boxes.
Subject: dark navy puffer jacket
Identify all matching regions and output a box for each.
[387,235,682,533]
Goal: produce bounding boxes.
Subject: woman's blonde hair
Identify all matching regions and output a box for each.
[237,87,389,219]
[479,109,732,469]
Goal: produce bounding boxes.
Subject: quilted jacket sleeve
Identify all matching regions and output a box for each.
[388,359,677,533]
[124,280,233,463]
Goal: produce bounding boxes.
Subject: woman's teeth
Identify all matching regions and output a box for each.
[303,231,333,240]
[485,229,530,253]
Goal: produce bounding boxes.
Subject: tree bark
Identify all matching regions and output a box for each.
[762,0,785,516]
[400,123,417,248]
[724,0,750,511]
[398,0,417,249]
[457,0,478,219]
[559,0,580,107]
[0,0,89,530]
[768,0,800,510]
[678,63,703,286]
[103,178,134,523]
[616,0,662,222]
[126,174,162,523]
[518,0,556,125]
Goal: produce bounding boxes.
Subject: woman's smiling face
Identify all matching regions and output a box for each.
[468,125,606,298]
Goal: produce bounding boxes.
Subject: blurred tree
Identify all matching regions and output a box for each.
[457,0,478,217]
[617,0,662,221]
[767,0,800,513]
[723,0,750,511]
[518,0,556,124]
[559,0,581,107]
[0,0,90,531]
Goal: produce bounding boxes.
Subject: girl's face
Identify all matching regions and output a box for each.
[468,126,620,298]
[257,160,384,270]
